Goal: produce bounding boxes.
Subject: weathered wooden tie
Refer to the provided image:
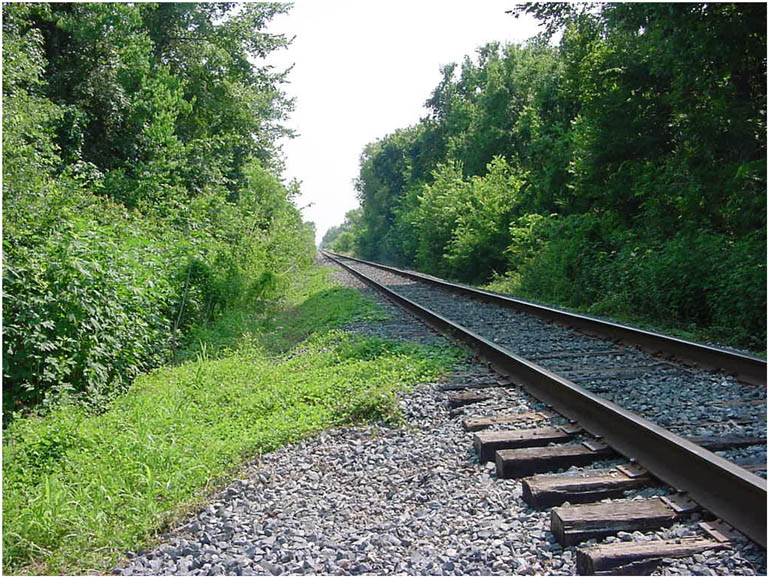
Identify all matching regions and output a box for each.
[563,363,668,378]
[686,433,766,452]
[474,424,582,463]
[522,463,651,508]
[462,410,554,432]
[575,521,736,575]
[551,494,699,547]
[496,440,615,479]
[567,367,682,383]
[576,538,727,575]
[473,425,581,463]
[528,349,623,361]
[666,417,755,428]
[713,398,765,408]
[446,391,492,409]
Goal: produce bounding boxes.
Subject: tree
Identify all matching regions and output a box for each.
[3,2,316,409]
[344,2,766,348]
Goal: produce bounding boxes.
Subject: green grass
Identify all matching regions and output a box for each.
[2,265,461,574]
[177,266,388,361]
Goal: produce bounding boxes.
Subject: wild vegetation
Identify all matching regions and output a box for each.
[3,3,315,412]
[324,3,766,351]
[3,6,465,573]
[3,266,460,574]
[4,2,766,574]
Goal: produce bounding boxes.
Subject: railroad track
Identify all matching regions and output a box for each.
[321,250,767,575]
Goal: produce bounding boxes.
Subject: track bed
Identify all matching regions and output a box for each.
[117,256,766,576]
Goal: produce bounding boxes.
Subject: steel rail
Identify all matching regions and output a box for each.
[324,251,766,385]
[323,250,767,548]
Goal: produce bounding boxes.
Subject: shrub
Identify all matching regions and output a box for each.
[500,212,766,350]
[3,167,316,412]
[3,196,175,409]
[444,157,523,282]
[412,157,522,282]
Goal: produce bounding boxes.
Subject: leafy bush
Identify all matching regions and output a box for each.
[2,4,317,413]
[496,212,766,350]
[3,170,316,412]
[346,5,765,351]
[444,157,523,282]
[3,206,174,409]
[706,231,766,346]
[412,162,468,277]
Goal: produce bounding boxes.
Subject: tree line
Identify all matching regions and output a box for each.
[3,3,315,412]
[323,3,766,350]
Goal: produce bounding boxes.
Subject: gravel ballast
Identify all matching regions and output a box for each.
[344,259,767,464]
[117,257,766,576]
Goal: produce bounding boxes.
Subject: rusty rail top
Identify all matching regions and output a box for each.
[323,250,767,548]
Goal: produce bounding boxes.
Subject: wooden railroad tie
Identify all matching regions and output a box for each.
[522,463,651,509]
[712,398,765,408]
[686,433,766,452]
[462,410,554,432]
[666,417,755,428]
[496,440,615,479]
[446,391,492,409]
[551,494,699,547]
[528,349,624,361]
[562,363,669,379]
[576,537,727,575]
[575,521,737,575]
[474,424,582,463]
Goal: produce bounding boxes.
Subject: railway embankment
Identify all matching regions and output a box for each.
[6,255,766,575]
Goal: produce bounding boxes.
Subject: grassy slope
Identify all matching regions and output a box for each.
[3,265,460,574]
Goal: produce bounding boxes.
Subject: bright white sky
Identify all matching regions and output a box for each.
[267,1,542,244]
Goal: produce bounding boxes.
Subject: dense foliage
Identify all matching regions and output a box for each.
[3,3,316,412]
[333,3,766,349]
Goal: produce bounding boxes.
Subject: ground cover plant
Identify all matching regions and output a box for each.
[1,5,462,574]
[3,266,461,575]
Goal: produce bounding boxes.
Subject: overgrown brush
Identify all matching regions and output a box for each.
[2,3,316,412]
[490,213,766,351]
[339,4,765,351]
[2,267,460,574]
